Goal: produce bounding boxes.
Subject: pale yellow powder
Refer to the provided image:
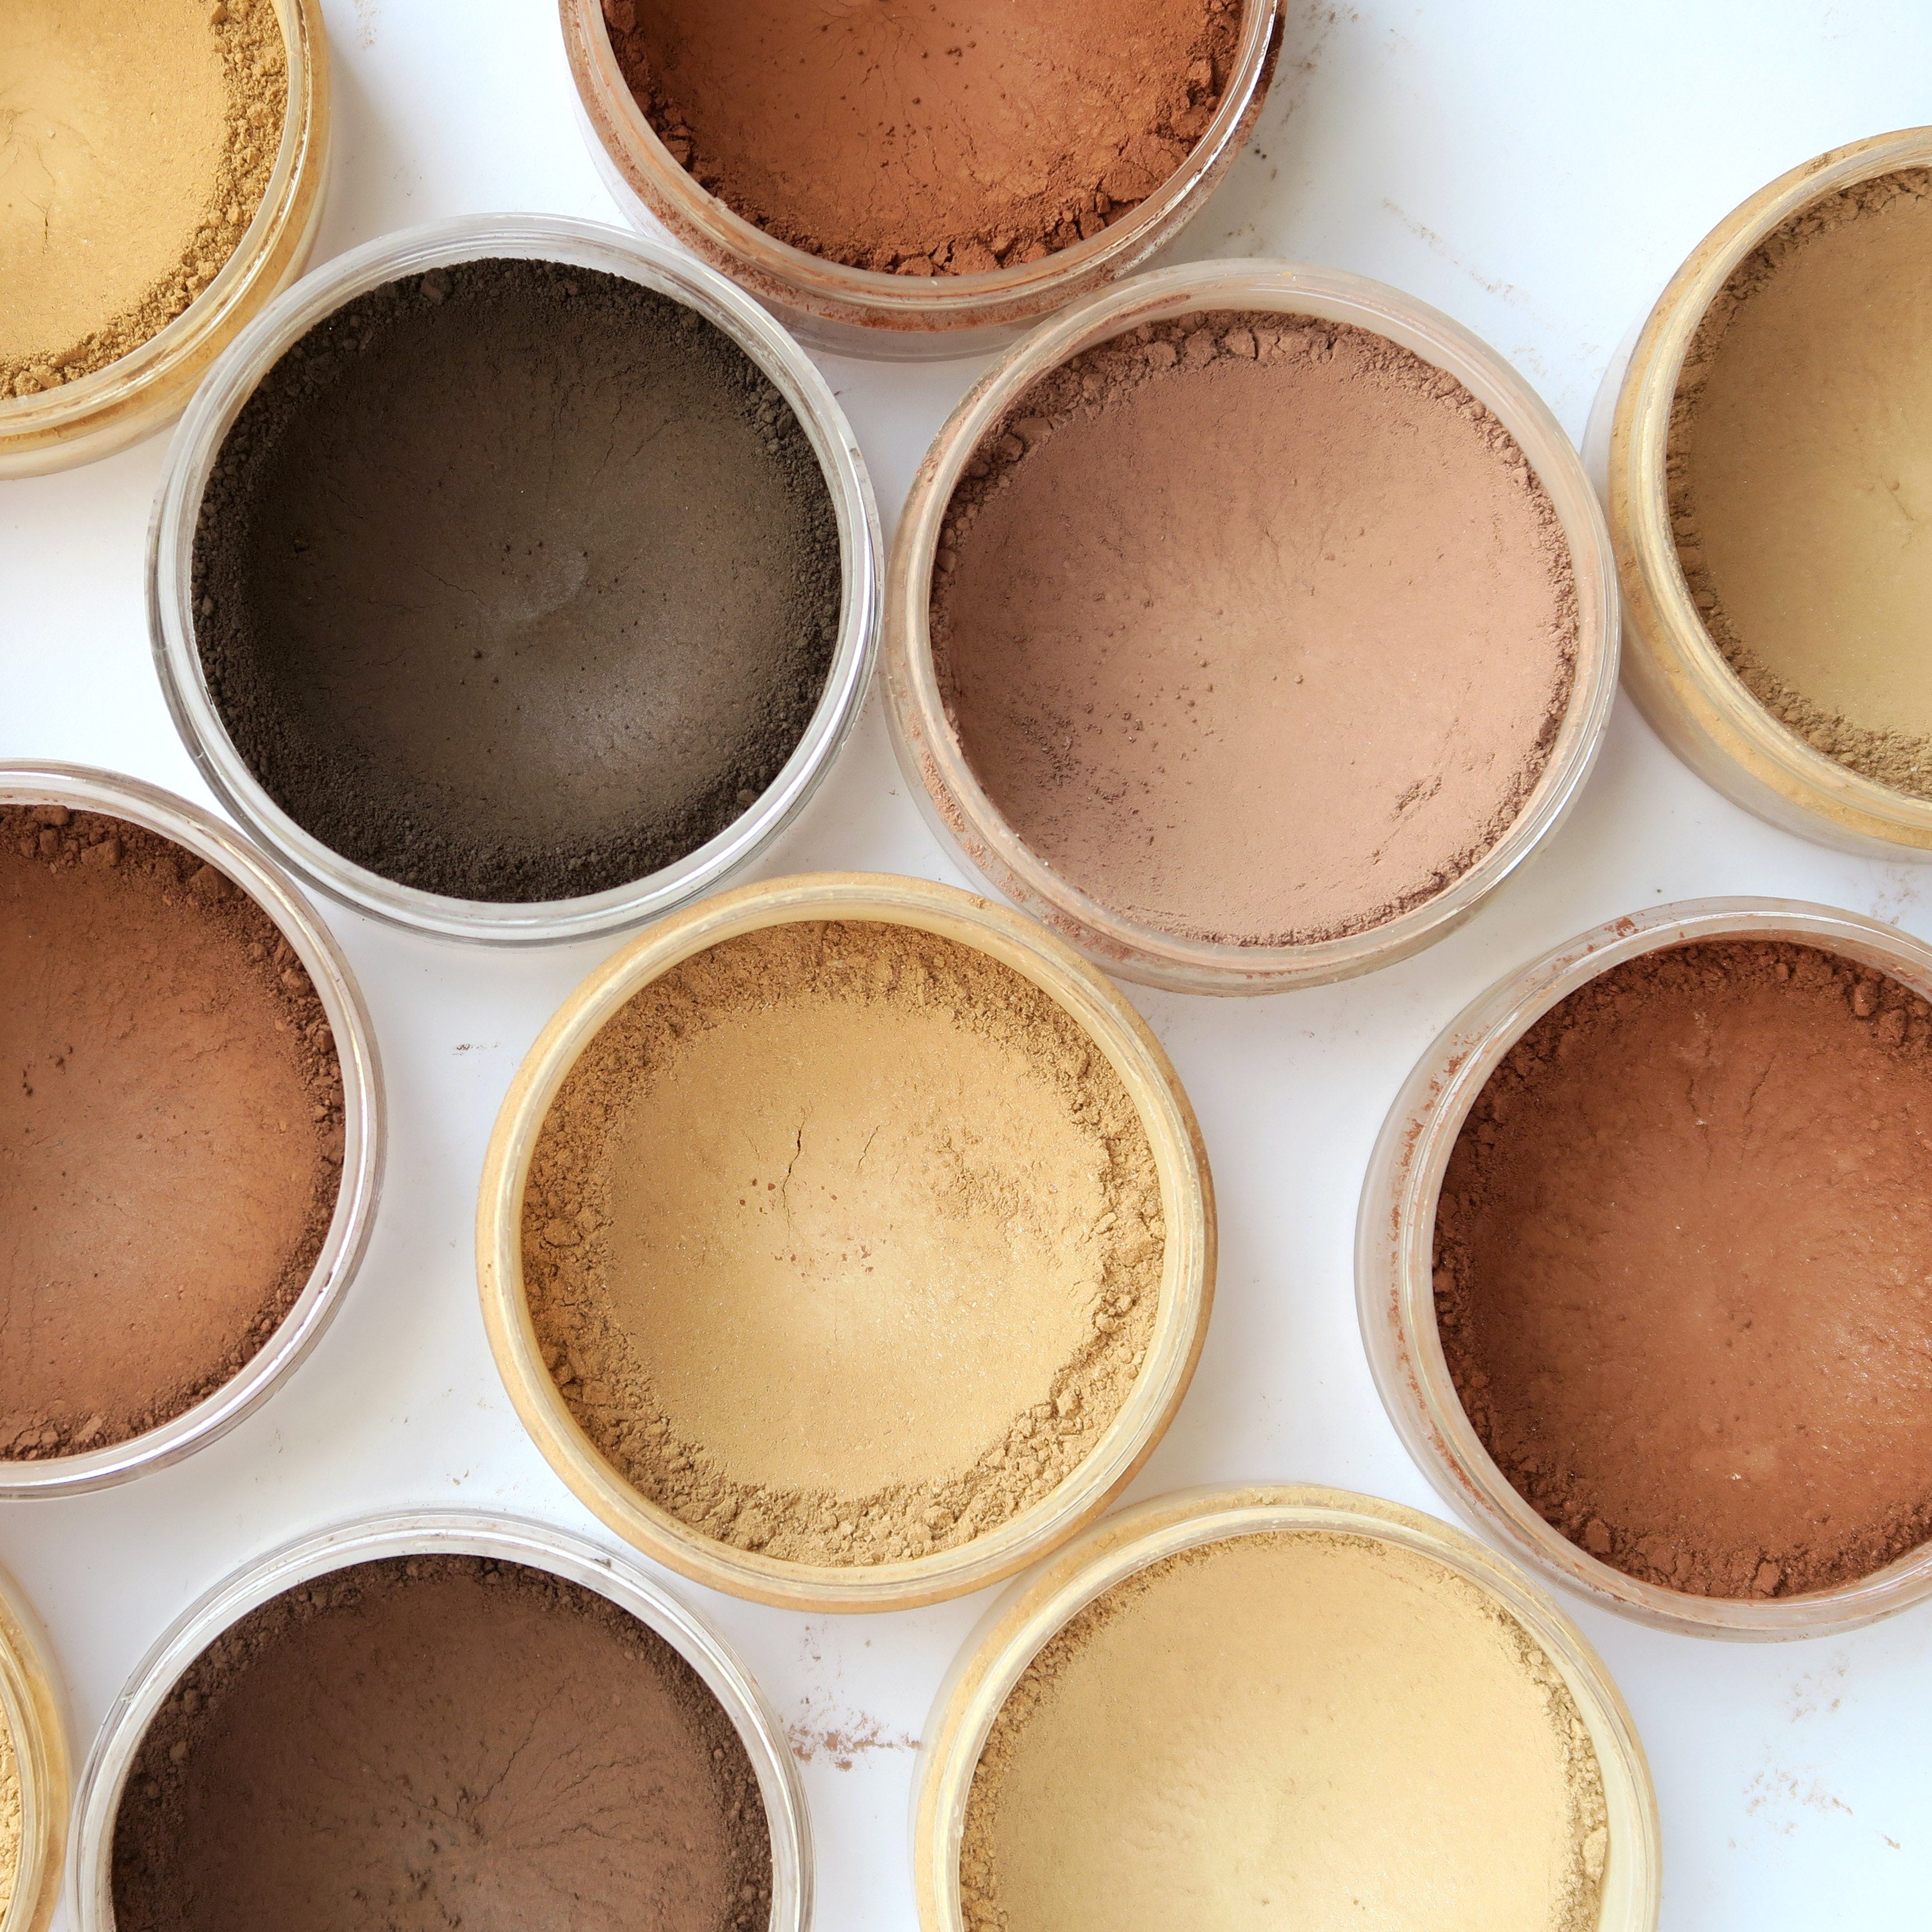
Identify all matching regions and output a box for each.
[963,1531,1609,1932]
[0,1703,20,1919]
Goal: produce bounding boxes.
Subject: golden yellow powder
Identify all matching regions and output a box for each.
[0,0,288,396]
[524,920,1164,1568]
[963,1532,1609,1932]
[0,1702,20,1919]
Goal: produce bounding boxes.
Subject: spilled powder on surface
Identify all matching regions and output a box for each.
[962,1531,1608,1932]
[524,919,1163,1566]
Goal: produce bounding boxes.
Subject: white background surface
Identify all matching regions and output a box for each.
[4,3,1932,1926]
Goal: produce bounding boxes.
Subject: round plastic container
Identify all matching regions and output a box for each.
[0,0,331,477]
[885,261,1620,994]
[0,764,383,1497]
[150,214,882,946]
[478,871,1215,1614]
[913,1483,1661,1932]
[0,1560,72,1932]
[1592,126,1932,860]
[67,1509,810,1932]
[1359,895,1932,1639]
[557,0,1283,359]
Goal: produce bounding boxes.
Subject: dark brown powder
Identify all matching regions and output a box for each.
[1435,939,1932,1600]
[0,804,342,1458]
[112,1555,771,1932]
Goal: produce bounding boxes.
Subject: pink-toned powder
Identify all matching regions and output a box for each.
[932,313,1579,946]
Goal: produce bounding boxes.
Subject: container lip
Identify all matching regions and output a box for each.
[911,1482,1661,1932]
[149,212,883,947]
[1358,895,1932,1640]
[476,870,1217,1614]
[0,761,385,1497]
[66,1507,812,1932]
[1607,125,1932,856]
[0,0,330,472]
[557,0,1282,346]
[0,1559,72,1932]
[883,258,1620,995]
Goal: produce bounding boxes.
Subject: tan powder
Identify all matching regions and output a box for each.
[523,920,1163,1568]
[1671,168,1932,796]
[963,1532,1609,1932]
[0,1705,18,1919]
[0,0,288,396]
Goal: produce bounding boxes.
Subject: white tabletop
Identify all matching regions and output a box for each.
[4,4,1930,1926]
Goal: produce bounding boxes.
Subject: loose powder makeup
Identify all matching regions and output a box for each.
[603,0,1240,275]
[1435,940,1932,1599]
[193,257,840,902]
[112,1555,771,1931]
[0,1708,19,1920]
[524,919,1164,1567]
[963,1530,1609,1932]
[0,805,343,1457]
[1,0,286,395]
[1672,169,1932,797]
[933,313,1578,946]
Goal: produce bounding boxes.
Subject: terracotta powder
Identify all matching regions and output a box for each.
[0,804,343,1458]
[523,919,1164,1567]
[603,0,1240,275]
[1672,169,1932,797]
[0,0,287,396]
[1435,940,1932,1600]
[933,312,1578,946]
[962,1531,1609,1932]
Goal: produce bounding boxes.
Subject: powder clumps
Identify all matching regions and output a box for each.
[933,312,1578,945]
[0,804,343,1457]
[603,0,1240,275]
[1,0,286,395]
[963,1530,1609,1932]
[1436,939,1932,1600]
[112,1555,771,1932]
[193,257,840,903]
[1671,169,1932,797]
[524,919,1164,1567]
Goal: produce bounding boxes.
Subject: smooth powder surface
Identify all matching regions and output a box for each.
[1674,169,1932,797]
[1436,940,1932,1599]
[112,1555,772,1932]
[606,0,1239,275]
[525,920,1164,1567]
[193,257,840,903]
[0,805,343,1458]
[963,1531,1608,1932]
[934,312,1578,946]
[0,0,286,394]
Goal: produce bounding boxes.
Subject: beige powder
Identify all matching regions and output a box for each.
[0,1704,17,1919]
[963,1531,1609,1932]
[0,0,288,396]
[524,920,1163,1567]
[1672,169,1932,796]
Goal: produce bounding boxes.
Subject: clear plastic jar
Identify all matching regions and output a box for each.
[913,1484,1661,1932]
[0,1558,71,1932]
[1592,126,1932,861]
[0,0,331,477]
[150,214,882,946]
[66,1509,811,1932]
[885,261,1620,994]
[477,871,1215,1614]
[557,0,1283,359]
[1358,896,1932,1639]
[0,764,383,1497]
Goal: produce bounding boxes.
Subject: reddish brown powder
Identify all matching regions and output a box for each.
[1435,940,1932,1600]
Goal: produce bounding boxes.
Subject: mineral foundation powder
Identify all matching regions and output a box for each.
[1435,940,1932,1599]
[193,257,840,902]
[1,0,287,396]
[1672,169,1932,797]
[962,1531,1609,1932]
[0,804,343,1457]
[112,1555,771,1932]
[933,312,1578,946]
[524,919,1164,1567]
[604,0,1241,275]
[0,1709,19,1920]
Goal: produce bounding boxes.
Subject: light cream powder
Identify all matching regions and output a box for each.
[962,1531,1608,1932]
